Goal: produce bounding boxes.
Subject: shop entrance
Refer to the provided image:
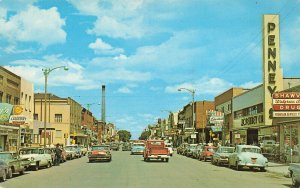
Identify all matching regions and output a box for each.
[247,129,258,145]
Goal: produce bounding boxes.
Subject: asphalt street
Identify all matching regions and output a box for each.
[0,151,291,188]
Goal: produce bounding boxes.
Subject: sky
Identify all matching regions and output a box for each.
[1,0,300,139]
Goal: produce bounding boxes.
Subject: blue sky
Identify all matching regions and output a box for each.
[1,0,300,139]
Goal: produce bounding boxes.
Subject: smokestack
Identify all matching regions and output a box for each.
[101,85,106,123]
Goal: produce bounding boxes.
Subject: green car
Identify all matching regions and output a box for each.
[0,152,31,178]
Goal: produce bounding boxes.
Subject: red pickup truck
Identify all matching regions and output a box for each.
[143,140,170,162]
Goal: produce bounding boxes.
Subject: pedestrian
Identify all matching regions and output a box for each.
[55,143,62,166]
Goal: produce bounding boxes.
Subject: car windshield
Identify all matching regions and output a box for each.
[92,146,109,150]
[241,148,261,153]
[20,149,40,154]
[219,147,234,153]
[0,153,12,160]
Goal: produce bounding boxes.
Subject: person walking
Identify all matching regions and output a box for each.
[55,143,62,166]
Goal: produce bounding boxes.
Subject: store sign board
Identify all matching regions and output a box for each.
[9,115,27,125]
[273,111,300,117]
[0,103,13,122]
[272,92,300,117]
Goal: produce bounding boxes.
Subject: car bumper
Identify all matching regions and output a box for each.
[147,155,170,159]
[131,151,144,155]
[89,156,111,161]
[238,162,267,168]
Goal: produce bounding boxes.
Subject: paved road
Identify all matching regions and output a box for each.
[0,151,291,188]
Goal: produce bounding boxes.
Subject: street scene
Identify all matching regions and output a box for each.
[0,149,292,188]
[1,0,300,188]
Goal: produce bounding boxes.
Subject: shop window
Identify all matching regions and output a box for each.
[55,114,62,123]
[257,103,263,113]
[6,94,11,104]
[34,114,38,120]
[14,97,19,105]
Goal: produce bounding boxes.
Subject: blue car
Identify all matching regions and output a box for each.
[131,146,145,155]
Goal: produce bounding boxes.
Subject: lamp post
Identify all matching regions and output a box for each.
[42,66,68,148]
[178,88,195,144]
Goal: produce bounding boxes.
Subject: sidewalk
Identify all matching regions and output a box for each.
[266,162,290,177]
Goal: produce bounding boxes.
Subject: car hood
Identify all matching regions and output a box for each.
[20,154,39,159]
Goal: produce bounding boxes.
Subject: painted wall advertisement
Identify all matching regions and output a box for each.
[0,103,13,123]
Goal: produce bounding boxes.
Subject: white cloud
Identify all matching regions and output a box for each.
[0,5,66,46]
[239,81,261,89]
[88,38,124,55]
[87,16,144,39]
[117,87,132,94]
[165,77,234,95]
[113,54,128,60]
[67,0,101,15]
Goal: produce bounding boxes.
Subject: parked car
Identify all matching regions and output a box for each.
[211,146,235,166]
[65,145,81,158]
[79,145,88,156]
[185,144,198,157]
[64,147,76,160]
[122,142,131,151]
[0,152,30,178]
[110,143,120,151]
[177,143,188,155]
[143,140,170,162]
[0,159,9,182]
[228,145,268,171]
[199,145,218,161]
[165,143,173,156]
[289,163,300,187]
[192,144,204,159]
[88,145,112,162]
[19,148,53,171]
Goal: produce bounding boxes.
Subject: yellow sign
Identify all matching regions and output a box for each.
[14,106,23,115]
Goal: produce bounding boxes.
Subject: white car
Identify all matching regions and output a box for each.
[165,143,173,156]
[19,148,53,170]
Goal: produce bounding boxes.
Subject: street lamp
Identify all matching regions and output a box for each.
[178,88,195,143]
[42,66,68,148]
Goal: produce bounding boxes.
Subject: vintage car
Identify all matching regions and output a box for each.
[65,145,82,158]
[122,142,131,151]
[289,163,300,187]
[165,143,173,156]
[110,143,120,151]
[19,147,53,170]
[192,144,204,159]
[0,159,9,182]
[64,146,76,160]
[79,145,88,156]
[199,145,217,161]
[177,143,189,155]
[211,146,235,166]
[131,145,145,155]
[0,152,30,178]
[143,140,170,162]
[88,145,112,162]
[185,144,198,157]
[228,145,268,171]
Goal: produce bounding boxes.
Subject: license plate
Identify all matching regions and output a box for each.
[251,159,256,164]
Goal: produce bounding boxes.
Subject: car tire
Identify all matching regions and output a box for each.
[7,167,12,179]
[236,162,240,171]
[89,159,93,163]
[19,168,25,175]
[292,172,300,187]
[47,162,51,168]
[0,169,6,182]
[166,158,169,162]
[260,167,265,172]
[34,163,39,171]
[204,157,207,162]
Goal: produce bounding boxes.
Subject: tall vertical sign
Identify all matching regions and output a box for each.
[263,15,283,126]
